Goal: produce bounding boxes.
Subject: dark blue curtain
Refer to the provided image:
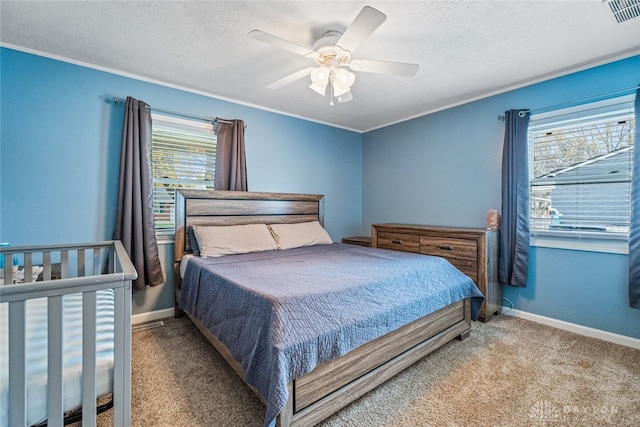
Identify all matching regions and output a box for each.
[114,97,165,291]
[499,109,530,287]
[214,118,247,191]
[628,89,640,309]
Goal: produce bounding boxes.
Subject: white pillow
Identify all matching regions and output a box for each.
[192,224,277,258]
[268,221,333,250]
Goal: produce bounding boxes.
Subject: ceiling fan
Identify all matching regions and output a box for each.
[248,6,419,105]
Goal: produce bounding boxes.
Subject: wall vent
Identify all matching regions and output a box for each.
[603,0,640,23]
[132,320,164,332]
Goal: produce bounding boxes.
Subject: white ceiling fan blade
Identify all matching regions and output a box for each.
[336,6,386,53]
[349,59,419,77]
[266,68,314,89]
[248,30,313,57]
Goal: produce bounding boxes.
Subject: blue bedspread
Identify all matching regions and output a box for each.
[179,243,483,427]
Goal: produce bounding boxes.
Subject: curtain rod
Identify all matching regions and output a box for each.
[497,84,639,121]
[111,97,245,127]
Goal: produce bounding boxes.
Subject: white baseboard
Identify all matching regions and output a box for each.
[131,308,175,326]
[502,307,640,350]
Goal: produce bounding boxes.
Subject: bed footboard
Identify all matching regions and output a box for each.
[0,241,137,427]
[279,298,471,426]
[181,297,471,427]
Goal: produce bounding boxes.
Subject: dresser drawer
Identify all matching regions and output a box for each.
[419,236,477,261]
[376,232,420,253]
[446,258,478,283]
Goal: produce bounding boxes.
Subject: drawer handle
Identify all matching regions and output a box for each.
[392,239,403,245]
[438,245,453,251]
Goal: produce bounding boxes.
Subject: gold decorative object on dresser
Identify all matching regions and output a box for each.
[371,223,500,322]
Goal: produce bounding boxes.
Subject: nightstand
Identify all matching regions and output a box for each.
[341,236,372,247]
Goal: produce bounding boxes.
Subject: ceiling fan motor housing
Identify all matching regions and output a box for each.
[312,30,351,68]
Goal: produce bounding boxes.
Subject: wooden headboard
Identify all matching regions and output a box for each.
[174,190,324,262]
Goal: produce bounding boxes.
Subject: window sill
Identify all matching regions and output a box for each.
[531,232,628,255]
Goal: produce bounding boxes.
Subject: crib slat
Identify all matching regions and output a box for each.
[47,295,65,427]
[2,254,12,284]
[93,247,101,275]
[108,247,115,274]
[61,250,69,278]
[113,284,132,426]
[82,291,98,427]
[78,249,85,277]
[8,300,27,426]
[23,252,33,283]
[43,251,52,281]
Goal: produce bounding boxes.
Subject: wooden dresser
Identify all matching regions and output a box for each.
[371,223,500,322]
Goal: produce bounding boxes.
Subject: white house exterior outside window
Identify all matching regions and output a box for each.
[528,95,635,254]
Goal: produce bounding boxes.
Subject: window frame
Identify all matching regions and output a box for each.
[528,94,635,255]
[150,113,217,242]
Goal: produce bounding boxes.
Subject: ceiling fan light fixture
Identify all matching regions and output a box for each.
[309,66,330,95]
[250,6,419,106]
[332,69,355,96]
[311,66,330,83]
[332,82,351,97]
[309,82,327,96]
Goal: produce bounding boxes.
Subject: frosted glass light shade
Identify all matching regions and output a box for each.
[309,66,330,95]
[332,69,355,97]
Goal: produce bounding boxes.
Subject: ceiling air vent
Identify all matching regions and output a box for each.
[603,0,640,23]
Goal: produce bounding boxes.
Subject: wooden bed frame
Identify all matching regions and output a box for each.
[173,189,472,426]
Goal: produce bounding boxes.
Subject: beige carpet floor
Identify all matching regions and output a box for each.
[100,315,639,426]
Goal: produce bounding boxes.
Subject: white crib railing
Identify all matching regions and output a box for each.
[0,241,136,427]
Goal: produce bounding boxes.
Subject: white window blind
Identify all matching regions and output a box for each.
[529,95,635,252]
[151,114,216,238]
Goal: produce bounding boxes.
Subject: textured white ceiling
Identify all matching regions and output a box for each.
[2,1,640,132]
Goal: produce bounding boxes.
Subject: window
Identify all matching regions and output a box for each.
[529,95,635,253]
[151,114,216,239]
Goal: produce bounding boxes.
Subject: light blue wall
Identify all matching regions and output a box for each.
[1,47,362,314]
[363,55,640,339]
[3,46,639,339]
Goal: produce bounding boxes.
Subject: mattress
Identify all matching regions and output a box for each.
[179,243,484,427]
[0,289,115,427]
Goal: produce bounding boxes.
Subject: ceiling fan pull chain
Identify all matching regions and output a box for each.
[330,80,334,106]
